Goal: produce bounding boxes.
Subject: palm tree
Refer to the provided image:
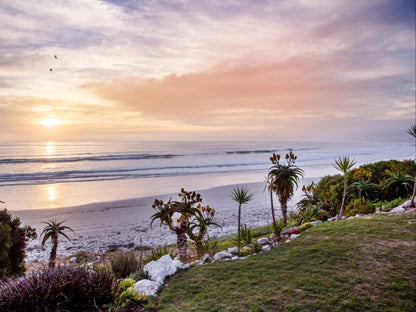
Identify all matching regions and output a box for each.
[151,189,201,262]
[406,124,416,208]
[334,157,356,219]
[349,179,378,209]
[383,172,414,198]
[264,176,278,234]
[40,219,74,268]
[230,187,253,249]
[268,151,304,226]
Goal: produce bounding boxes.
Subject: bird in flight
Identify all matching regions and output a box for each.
[54,55,58,59]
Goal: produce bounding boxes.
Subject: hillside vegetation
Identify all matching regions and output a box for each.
[155,212,416,312]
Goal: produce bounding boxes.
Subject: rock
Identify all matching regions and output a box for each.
[231,256,239,260]
[262,245,271,252]
[144,255,177,285]
[290,234,301,239]
[258,237,271,246]
[271,242,279,248]
[311,220,323,225]
[69,256,77,263]
[134,279,159,297]
[390,206,405,214]
[228,247,238,254]
[213,251,232,261]
[375,208,381,214]
[269,233,278,242]
[285,240,291,243]
[200,254,210,263]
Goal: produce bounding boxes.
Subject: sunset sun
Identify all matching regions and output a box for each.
[39,117,62,126]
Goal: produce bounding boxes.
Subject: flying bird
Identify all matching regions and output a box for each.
[54,55,58,59]
[50,68,53,72]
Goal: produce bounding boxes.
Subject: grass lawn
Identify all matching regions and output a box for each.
[151,212,416,311]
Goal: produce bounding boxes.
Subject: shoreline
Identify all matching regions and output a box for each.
[12,178,319,263]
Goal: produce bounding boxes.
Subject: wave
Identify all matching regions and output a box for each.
[0,161,268,186]
[0,153,179,164]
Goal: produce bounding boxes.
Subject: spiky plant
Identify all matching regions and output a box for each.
[268,151,304,226]
[40,219,74,268]
[334,157,356,219]
[383,171,414,198]
[230,187,253,249]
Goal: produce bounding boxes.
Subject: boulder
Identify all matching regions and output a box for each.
[200,254,210,263]
[390,206,405,214]
[213,251,232,261]
[262,245,271,252]
[231,256,239,261]
[257,237,271,246]
[144,254,177,285]
[228,247,238,254]
[133,279,159,297]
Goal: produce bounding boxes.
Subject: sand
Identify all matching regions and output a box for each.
[12,178,317,263]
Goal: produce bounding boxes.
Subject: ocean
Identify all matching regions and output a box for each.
[0,140,414,211]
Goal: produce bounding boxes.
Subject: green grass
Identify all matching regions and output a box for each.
[153,212,416,311]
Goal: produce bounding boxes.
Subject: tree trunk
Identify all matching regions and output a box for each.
[176,228,188,263]
[49,235,58,268]
[281,201,287,226]
[406,176,416,208]
[270,192,277,234]
[237,204,241,249]
[338,174,348,218]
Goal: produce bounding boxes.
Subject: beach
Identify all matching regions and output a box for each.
[13,178,317,263]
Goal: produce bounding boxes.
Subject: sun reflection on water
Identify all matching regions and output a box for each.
[45,142,55,156]
[46,185,57,202]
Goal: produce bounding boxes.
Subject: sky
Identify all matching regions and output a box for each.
[0,0,415,142]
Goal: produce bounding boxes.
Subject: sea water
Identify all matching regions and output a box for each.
[0,140,414,211]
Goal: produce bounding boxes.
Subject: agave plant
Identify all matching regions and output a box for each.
[268,151,304,225]
[40,219,74,268]
[382,171,414,198]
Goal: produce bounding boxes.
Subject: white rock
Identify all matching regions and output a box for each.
[390,207,405,213]
[69,256,77,263]
[228,247,238,254]
[258,237,271,246]
[285,240,291,243]
[133,279,159,297]
[271,242,279,248]
[262,245,271,252]
[200,254,210,263]
[173,259,182,269]
[231,256,239,260]
[180,263,191,270]
[213,251,232,260]
[290,234,301,239]
[144,254,177,285]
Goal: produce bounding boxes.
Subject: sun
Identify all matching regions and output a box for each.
[40,117,62,126]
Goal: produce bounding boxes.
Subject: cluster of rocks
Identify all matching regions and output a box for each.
[133,232,303,297]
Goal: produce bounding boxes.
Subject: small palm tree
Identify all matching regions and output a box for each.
[264,176,278,234]
[383,172,414,198]
[268,151,304,226]
[349,179,378,209]
[40,219,74,268]
[334,157,356,219]
[230,187,253,249]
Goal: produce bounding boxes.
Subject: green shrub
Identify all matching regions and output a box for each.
[129,268,150,282]
[111,252,140,278]
[0,208,37,280]
[0,266,117,311]
[252,242,263,253]
[237,247,253,257]
[345,199,377,216]
[299,222,314,232]
[144,245,177,264]
[240,225,252,245]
